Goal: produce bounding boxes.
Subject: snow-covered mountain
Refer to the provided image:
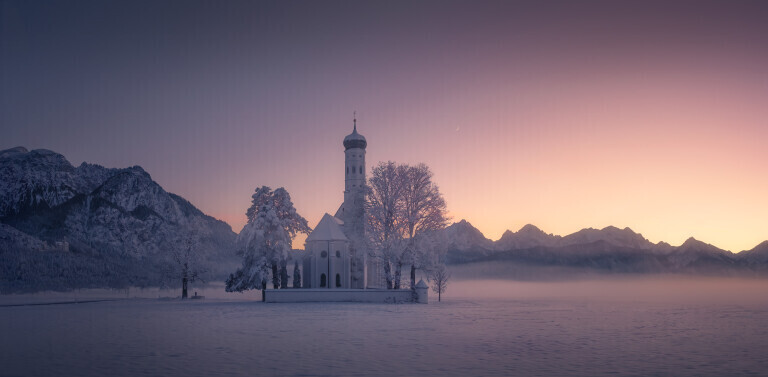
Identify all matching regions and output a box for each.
[559,226,655,249]
[495,225,656,250]
[435,219,766,275]
[0,147,116,216]
[438,220,495,252]
[496,224,561,250]
[665,237,735,269]
[0,147,237,292]
[736,241,768,265]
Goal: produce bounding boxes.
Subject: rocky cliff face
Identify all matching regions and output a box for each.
[0,147,237,292]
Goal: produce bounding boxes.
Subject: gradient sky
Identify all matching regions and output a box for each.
[2,1,767,252]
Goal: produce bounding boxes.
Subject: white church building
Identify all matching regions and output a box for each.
[265,119,427,303]
[300,119,385,289]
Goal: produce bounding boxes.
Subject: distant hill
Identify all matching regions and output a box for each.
[434,220,766,276]
[0,147,237,293]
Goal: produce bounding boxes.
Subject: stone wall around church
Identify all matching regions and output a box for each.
[263,288,428,303]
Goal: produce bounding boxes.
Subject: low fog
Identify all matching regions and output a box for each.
[449,262,768,304]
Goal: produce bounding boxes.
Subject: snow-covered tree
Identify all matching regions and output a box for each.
[226,186,310,292]
[429,264,450,302]
[366,162,449,289]
[365,162,406,289]
[401,163,449,289]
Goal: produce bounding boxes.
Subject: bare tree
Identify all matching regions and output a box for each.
[365,162,407,289]
[166,236,206,299]
[366,162,449,290]
[401,164,449,289]
[430,264,450,302]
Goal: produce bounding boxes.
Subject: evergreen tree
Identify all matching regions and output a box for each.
[293,260,301,288]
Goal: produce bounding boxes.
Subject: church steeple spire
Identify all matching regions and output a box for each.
[343,112,366,150]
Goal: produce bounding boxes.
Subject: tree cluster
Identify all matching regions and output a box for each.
[365,162,449,290]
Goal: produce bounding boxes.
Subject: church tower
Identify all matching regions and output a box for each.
[340,116,367,288]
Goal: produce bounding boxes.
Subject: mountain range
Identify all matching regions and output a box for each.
[1,146,766,292]
[436,220,768,275]
[0,147,237,292]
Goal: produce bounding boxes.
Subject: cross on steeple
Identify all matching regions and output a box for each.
[353,111,357,131]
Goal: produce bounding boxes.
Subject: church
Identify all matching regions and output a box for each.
[300,119,385,289]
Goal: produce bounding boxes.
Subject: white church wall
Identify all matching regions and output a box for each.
[264,288,426,303]
[307,239,350,289]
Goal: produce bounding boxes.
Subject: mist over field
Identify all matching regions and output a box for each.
[451,271,768,304]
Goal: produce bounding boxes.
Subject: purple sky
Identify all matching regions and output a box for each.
[2,1,767,251]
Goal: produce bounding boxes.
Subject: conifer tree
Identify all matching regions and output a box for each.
[293,260,301,288]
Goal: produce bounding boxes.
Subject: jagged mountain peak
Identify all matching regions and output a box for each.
[562,225,652,249]
[2,147,72,167]
[518,223,545,233]
[651,241,675,254]
[673,237,731,257]
[440,219,494,250]
[0,146,30,158]
[600,225,638,234]
[446,219,485,235]
[495,223,560,250]
[739,241,768,263]
[679,237,715,250]
[446,219,483,235]
[452,219,475,227]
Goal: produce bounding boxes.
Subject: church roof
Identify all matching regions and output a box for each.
[306,213,348,242]
[343,121,367,150]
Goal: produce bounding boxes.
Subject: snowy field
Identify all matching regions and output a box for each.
[2,277,768,377]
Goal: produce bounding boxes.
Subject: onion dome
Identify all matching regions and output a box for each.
[343,119,367,150]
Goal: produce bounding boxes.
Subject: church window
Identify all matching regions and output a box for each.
[359,166,363,174]
[320,274,327,287]
[336,274,341,287]
[351,166,355,174]
[346,166,348,174]
[321,250,327,258]
[336,250,341,258]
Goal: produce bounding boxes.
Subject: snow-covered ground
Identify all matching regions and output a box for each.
[2,277,767,377]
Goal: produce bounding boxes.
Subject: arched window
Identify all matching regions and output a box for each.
[351,166,355,174]
[336,250,341,258]
[359,166,363,174]
[320,274,327,287]
[336,274,341,287]
[321,250,327,258]
[346,166,349,175]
